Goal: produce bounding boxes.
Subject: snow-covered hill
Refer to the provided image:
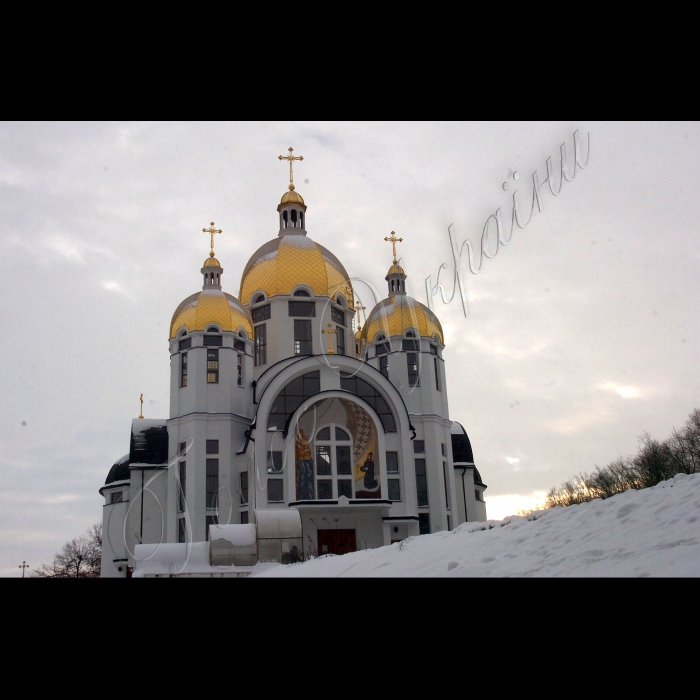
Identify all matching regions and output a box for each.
[252,473,700,577]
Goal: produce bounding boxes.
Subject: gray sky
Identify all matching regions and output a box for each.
[1,121,698,576]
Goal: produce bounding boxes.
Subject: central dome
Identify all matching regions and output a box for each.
[239,235,354,306]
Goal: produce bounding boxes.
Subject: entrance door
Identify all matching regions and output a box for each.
[317,529,356,556]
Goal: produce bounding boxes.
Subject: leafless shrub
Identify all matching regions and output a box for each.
[31,523,102,578]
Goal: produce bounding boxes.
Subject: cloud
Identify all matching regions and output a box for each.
[597,381,641,399]
[43,235,85,263]
[485,491,548,520]
[101,280,130,296]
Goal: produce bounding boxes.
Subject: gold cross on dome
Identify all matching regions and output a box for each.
[321,323,338,354]
[202,222,222,256]
[139,393,144,419]
[384,231,403,264]
[354,300,366,330]
[278,147,303,191]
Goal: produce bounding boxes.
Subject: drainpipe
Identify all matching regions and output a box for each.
[461,467,468,523]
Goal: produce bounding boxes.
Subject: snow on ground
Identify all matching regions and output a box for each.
[252,473,700,577]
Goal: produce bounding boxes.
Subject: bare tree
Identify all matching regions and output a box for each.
[31,523,102,578]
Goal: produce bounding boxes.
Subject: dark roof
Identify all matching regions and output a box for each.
[473,466,485,486]
[451,421,475,464]
[103,419,169,489]
[105,454,131,486]
[129,419,169,465]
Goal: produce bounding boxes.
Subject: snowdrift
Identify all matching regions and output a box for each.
[252,473,700,577]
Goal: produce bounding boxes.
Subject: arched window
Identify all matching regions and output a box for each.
[179,329,188,337]
[283,211,288,227]
[300,211,304,228]
[293,289,311,297]
[405,330,416,338]
[206,326,220,333]
[291,209,298,227]
[253,294,266,304]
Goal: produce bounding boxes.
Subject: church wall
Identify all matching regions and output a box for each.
[126,467,169,552]
[300,511,386,557]
[101,496,129,578]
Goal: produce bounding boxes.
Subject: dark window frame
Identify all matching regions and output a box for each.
[379,355,389,379]
[178,461,186,512]
[207,348,219,383]
[288,301,316,317]
[415,458,428,507]
[254,324,267,366]
[388,479,401,501]
[386,451,399,473]
[407,352,420,387]
[251,304,271,323]
[268,479,284,502]
[206,458,219,508]
[414,440,425,454]
[294,319,313,355]
[331,307,346,325]
[336,326,345,356]
[206,440,219,454]
[435,357,441,391]
[181,352,188,387]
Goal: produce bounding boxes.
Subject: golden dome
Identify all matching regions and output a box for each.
[170,290,254,339]
[203,256,221,267]
[239,235,354,307]
[278,190,306,210]
[361,295,444,344]
[387,264,405,276]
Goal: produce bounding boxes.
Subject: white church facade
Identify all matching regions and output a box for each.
[99,150,487,577]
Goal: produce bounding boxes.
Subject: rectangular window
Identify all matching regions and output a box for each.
[415,458,429,507]
[206,440,219,454]
[414,440,425,454]
[206,515,217,540]
[207,349,219,383]
[380,355,389,379]
[388,479,401,501]
[181,352,188,387]
[294,319,312,355]
[237,353,242,386]
[336,445,351,474]
[288,301,316,317]
[331,307,345,325]
[435,357,441,391]
[267,451,283,473]
[179,441,186,456]
[403,339,420,352]
[179,337,191,351]
[178,461,186,512]
[316,445,332,475]
[240,510,249,524]
[251,304,271,323]
[268,479,284,502]
[206,458,219,508]
[407,353,420,387]
[447,514,452,531]
[443,461,450,509]
[204,335,223,347]
[240,472,248,505]
[336,326,345,356]
[475,490,483,502]
[419,512,431,535]
[234,338,246,352]
[375,342,391,356]
[338,479,352,499]
[386,451,399,473]
[110,491,123,504]
[429,344,437,356]
[441,443,446,456]
[317,480,333,499]
[178,518,186,543]
[254,324,267,366]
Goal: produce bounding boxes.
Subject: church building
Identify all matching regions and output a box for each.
[99,149,487,577]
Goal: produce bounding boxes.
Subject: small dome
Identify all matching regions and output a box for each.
[278,189,306,210]
[239,235,353,307]
[170,289,254,339]
[387,264,405,276]
[105,454,130,485]
[203,256,221,267]
[362,295,444,344]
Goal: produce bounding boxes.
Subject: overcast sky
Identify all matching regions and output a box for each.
[1,121,698,576]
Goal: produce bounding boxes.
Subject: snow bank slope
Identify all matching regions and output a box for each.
[252,473,700,577]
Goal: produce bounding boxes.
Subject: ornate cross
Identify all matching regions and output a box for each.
[202,222,222,257]
[321,323,338,354]
[278,147,303,191]
[19,561,29,578]
[384,231,403,264]
[139,393,144,419]
[354,300,366,331]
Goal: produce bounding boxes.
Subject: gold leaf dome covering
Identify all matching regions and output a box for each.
[387,264,405,275]
[170,290,254,339]
[239,235,354,307]
[203,255,221,267]
[361,295,444,344]
[278,190,306,209]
